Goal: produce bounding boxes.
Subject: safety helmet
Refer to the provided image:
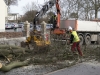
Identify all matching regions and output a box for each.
[68,26,72,31]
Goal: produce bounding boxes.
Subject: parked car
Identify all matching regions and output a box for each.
[22,24,33,31]
[36,25,41,31]
[5,23,13,29]
[22,24,41,32]
[18,22,24,28]
[12,23,18,29]
[46,24,53,29]
[30,24,33,31]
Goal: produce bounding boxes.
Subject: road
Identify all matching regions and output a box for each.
[5,28,22,32]
[45,60,100,75]
[0,60,99,75]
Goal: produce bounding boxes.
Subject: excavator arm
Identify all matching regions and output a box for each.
[33,0,61,31]
[56,0,61,28]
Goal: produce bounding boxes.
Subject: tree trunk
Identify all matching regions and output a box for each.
[0,50,11,56]
[0,60,30,72]
[95,9,98,19]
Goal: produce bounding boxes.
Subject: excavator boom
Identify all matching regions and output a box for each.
[56,0,61,28]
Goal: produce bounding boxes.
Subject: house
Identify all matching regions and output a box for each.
[0,0,8,32]
[8,13,20,23]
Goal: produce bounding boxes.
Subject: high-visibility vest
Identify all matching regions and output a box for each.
[52,15,57,20]
[54,16,57,20]
[71,31,80,42]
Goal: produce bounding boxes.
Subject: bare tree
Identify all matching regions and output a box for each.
[22,2,41,14]
[59,0,96,20]
[60,0,79,19]
[76,0,100,20]
[4,0,19,6]
[21,0,100,21]
[89,0,100,19]
[22,10,38,22]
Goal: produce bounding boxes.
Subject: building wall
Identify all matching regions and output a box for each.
[8,13,19,23]
[0,0,7,32]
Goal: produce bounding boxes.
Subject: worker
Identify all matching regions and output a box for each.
[68,26,83,57]
[49,13,57,30]
[53,14,57,29]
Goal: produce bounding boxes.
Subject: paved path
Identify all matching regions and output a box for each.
[0,37,26,46]
[45,61,100,75]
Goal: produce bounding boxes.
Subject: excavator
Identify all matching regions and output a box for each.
[22,0,66,50]
[33,0,65,34]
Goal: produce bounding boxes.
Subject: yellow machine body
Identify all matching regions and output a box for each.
[26,34,50,47]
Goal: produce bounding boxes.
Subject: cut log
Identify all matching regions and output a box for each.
[25,49,33,53]
[0,60,30,72]
[0,63,2,68]
[0,45,27,59]
[0,50,11,56]
[0,45,25,50]
[0,45,11,49]
[12,49,25,54]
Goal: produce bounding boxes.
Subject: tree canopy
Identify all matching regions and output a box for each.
[4,0,19,6]
[20,0,100,22]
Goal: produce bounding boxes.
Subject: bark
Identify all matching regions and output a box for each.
[0,45,25,49]
[0,50,11,56]
[0,45,26,55]
[12,49,25,54]
[0,45,33,62]
[0,49,25,56]
[0,60,30,72]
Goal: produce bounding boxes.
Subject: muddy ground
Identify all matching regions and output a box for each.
[0,37,100,75]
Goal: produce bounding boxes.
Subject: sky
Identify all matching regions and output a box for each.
[10,0,47,15]
[10,0,100,18]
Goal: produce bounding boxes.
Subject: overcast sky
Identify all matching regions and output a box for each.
[10,0,48,15]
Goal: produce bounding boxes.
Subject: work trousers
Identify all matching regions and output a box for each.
[71,41,83,56]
